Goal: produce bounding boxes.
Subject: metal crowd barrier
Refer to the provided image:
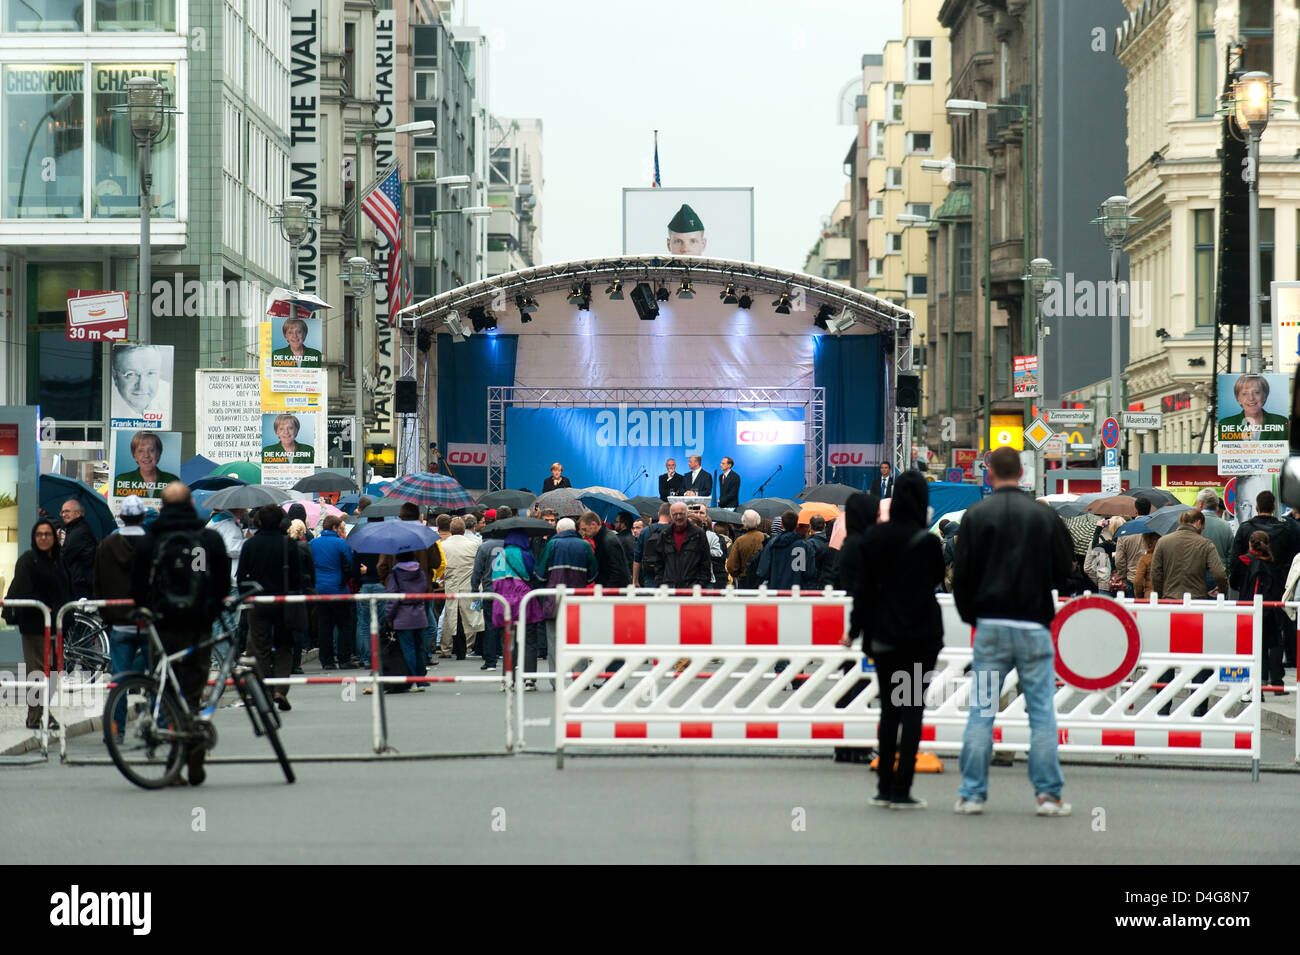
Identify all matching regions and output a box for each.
[0,598,56,763]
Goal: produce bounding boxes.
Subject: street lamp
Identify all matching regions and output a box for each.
[112,75,179,343]
[340,256,379,492]
[1091,196,1140,420]
[272,196,318,291]
[1023,257,1058,493]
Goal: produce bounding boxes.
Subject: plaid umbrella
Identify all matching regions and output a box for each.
[382,471,476,509]
[798,484,858,505]
[535,487,586,518]
[1063,514,1101,556]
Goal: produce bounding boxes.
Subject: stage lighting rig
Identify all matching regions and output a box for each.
[814,304,834,329]
[773,290,792,314]
[467,305,496,332]
[720,282,739,304]
[677,277,694,300]
[606,278,625,300]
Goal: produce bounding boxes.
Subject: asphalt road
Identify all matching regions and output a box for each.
[3,659,1297,864]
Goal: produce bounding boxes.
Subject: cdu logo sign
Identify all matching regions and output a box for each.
[736,420,805,445]
[446,443,489,466]
[826,444,878,467]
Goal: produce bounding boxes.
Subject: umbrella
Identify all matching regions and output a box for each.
[476,489,537,511]
[798,483,858,505]
[190,475,246,492]
[336,492,361,514]
[627,495,664,517]
[1050,501,1089,519]
[1041,493,1079,503]
[356,496,407,517]
[1147,503,1194,536]
[266,286,332,314]
[1072,491,1112,505]
[179,454,220,486]
[203,484,293,510]
[578,491,639,524]
[1063,514,1102,556]
[930,509,966,533]
[741,497,800,521]
[575,485,628,500]
[535,487,586,518]
[292,471,358,493]
[1124,486,1180,508]
[481,516,556,538]
[207,460,262,484]
[1114,517,1149,538]
[798,501,841,524]
[1084,495,1138,518]
[343,520,440,554]
[281,500,344,527]
[39,474,116,540]
[382,471,477,509]
[707,508,745,525]
[365,481,393,496]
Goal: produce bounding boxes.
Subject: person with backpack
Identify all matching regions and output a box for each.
[491,530,545,690]
[3,517,72,730]
[94,495,149,736]
[756,510,818,590]
[725,509,765,588]
[1238,531,1287,695]
[632,503,671,587]
[130,482,231,785]
[236,504,304,714]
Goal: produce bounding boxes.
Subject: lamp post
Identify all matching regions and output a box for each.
[923,158,991,452]
[947,98,1033,429]
[1092,196,1140,421]
[1229,71,1274,373]
[1023,256,1057,493]
[339,256,380,493]
[115,76,178,343]
[272,195,315,291]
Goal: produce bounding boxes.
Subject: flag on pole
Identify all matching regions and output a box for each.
[361,164,410,326]
[652,130,661,188]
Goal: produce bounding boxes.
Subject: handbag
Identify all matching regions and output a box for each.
[281,537,310,632]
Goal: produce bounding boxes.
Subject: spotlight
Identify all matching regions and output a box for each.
[720,282,738,304]
[515,294,538,314]
[773,290,792,315]
[606,279,625,300]
[444,309,467,343]
[631,282,659,320]
[567,280,591,311]
[467,305,497,332]
[814,305,834,330]
[737,291,752,309]
[655,284,670,302]
[825,307,858,335]
[677,277,694,300]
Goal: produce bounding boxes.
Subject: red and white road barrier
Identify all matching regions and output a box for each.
[0,598,55,761]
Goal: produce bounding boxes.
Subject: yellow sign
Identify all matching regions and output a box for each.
[990,414,1024,451]
[1025,419,1054,448]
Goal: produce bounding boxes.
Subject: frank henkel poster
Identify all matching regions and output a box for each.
[111,429,181,499]
[110,343,174,430]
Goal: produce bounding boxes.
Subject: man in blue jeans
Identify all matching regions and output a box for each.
[951,446,1074,817]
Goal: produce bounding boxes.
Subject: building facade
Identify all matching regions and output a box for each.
[486,115,543,276]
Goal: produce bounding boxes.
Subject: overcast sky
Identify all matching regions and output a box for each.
[463,0,901,273]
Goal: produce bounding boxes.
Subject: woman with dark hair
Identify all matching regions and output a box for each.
[844,474,944,809]
[3,519,72,729]
[1239,530,1287,695]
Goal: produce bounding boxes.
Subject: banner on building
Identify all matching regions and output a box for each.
[367,10,399,446]
[195,369,263,463]
[111,429,182,499]
[504,406,806,500]
[289,0,320,297]
[110,343,174,430]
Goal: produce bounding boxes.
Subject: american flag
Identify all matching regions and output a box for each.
[652,130,660,187]
[361,164,410,326]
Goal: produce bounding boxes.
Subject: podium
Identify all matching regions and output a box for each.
[667,494,712,507]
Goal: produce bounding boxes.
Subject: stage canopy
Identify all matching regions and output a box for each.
[398,256,914,494]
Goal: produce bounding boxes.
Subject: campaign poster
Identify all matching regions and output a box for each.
[1012,355,1039,398]
[262,317,324,395]
[0,425,18,591]
[111,429,181,499]
[622,187,755,261]
[1216,372,1288,476]
[261,412,319,466]
[109,343,174,430]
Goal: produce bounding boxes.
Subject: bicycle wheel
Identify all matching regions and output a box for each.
[103,674,188,789]
[239,672,294,784]
[63,613,111,676]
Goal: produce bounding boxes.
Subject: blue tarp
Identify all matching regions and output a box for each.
[925,481,988,525]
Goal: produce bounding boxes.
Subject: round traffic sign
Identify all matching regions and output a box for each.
[1223,477,1237,516]
[1051,596,1141,690]
[946,467,963,484]
[983,451,992,467]
[1100,417,1120,449]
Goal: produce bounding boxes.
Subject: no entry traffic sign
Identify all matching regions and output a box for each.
[1051,596,1141,690]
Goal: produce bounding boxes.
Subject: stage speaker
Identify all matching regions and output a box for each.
[395,377,418,413]
[896,374,921,408]
[630,282,659,321]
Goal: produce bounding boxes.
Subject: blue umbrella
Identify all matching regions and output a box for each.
[39,474,116,539]
[365,481,393,497]
[336,492,361,514]
[1114,517,1149,538]
[343,520,440,554]
[180,454,220,486]
[577,491,639,523]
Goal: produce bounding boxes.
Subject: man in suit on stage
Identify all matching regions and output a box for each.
[682,454,713,500]
[871,460,895,499]
[658,458,685,501]
[717,456,741,509]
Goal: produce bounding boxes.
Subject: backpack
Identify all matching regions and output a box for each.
[148,529,211,623]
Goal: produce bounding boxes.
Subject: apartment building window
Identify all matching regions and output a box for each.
[343,22,356,95]
[1195,0,1217,116]
[871,120,886,158]
[413,24,440,66]
[1240,0,1273,75]
[906,132,932,155]
[3,0,176,31]
[414,150,436,181]
[415,69,439,102]
[869,258,884,279]
[907,274,927,297]
[1194,209,1215,325]
[887,83,904,122]
[955,332,972,408]
[908,39,933,83]
[885,167,903,189]
[905,202,931,220]
[413,106,438,147]
[956,222,973,292]
[994,326,1010,397]
[869,198,884,218]
[886,233,902,254]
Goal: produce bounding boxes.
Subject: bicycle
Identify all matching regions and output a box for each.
[61,608,112,676]
[102,583,295,789]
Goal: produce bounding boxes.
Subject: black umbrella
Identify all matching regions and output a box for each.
[707,508,745,525]
[357,496,407,517]
[741,497,800,521]
[1147,503,1194,536]
[292,471,358,493]
[481,516,555,538]
[798,483,858,505]
[476,489,537,511]
[627,496,664,518]
[189,475,247,492]
[203,484,293,510]
[1125,486,1180,508]
[1050,501,1089,519]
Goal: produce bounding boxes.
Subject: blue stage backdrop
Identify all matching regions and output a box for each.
[505,406,806,501]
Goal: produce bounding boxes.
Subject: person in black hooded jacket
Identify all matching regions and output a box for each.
[3,518,72,729]
[829,492,879,764]
[845,472,944,809]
